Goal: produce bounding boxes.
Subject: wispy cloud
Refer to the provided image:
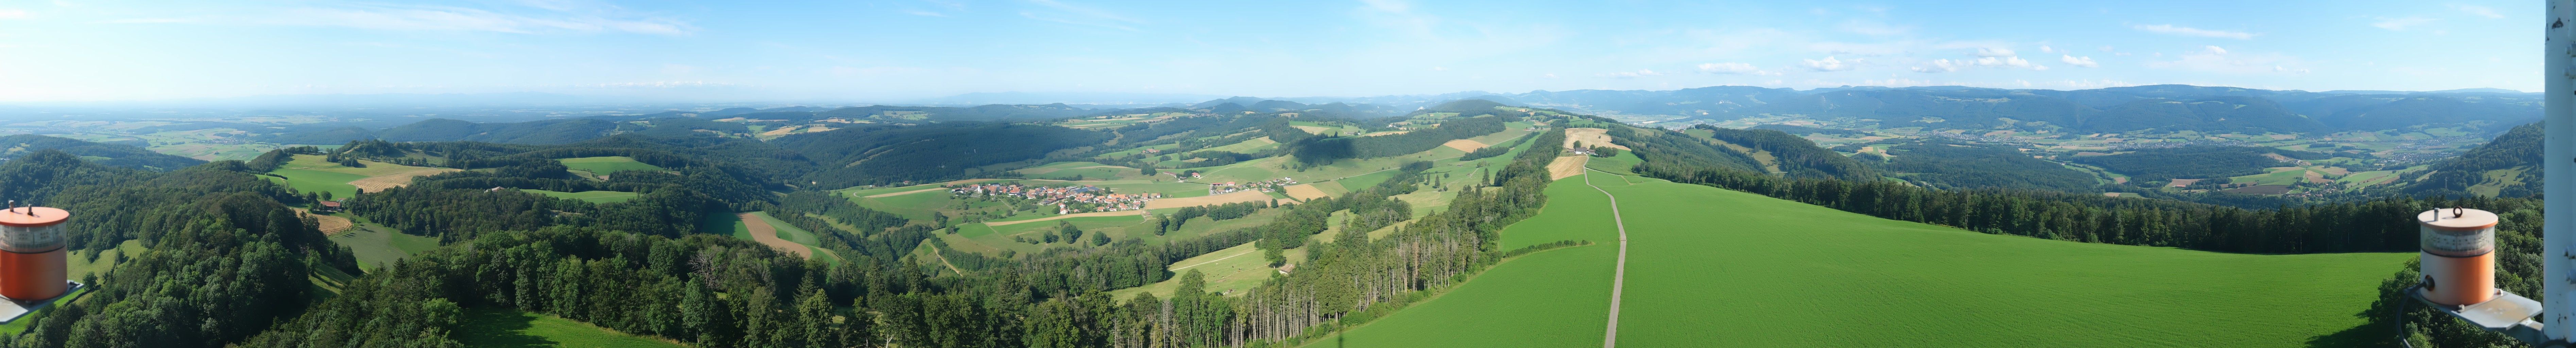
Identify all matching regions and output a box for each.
[1803,56,1854,71]
[2372,17,2437,31]
[2060,55,2099,68]
[2132,24,2255,39]
[104,4,693,35]
[1972,47,2014,57]
[2453,4,2503,19]
[0,9,27,20]
[1697,62,1777,75]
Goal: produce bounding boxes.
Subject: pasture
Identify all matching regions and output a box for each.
[267,154,453,198]
[330,219,441,271]
[1307,176,1619,348]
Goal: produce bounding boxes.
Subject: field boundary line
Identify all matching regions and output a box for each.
[1582,168,1630,348]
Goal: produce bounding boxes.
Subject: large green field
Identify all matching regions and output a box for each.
[265,154,446,198]
[1320,172,2411,348]
[558,156,664,175]
[1311,175,1620,348]
[330,217,441,271]
[457,308,683,348]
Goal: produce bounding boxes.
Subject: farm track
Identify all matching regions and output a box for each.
[1582,169,1631,348]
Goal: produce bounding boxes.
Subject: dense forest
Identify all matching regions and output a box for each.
[2402,122,2541,198]
[774,122,1111,188]
[1868,139,2102,192]
[2069,145,2326,183]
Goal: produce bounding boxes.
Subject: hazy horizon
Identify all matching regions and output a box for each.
[0,0,2538,102]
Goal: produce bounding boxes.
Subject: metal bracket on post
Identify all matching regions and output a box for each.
[2406,284,2564,347]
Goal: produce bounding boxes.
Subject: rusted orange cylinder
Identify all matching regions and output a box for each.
[2418,208,2498,306]
[0,207,68,301]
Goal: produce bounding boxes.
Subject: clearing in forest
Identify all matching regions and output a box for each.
[557,156,664,175]
[294,208,355,235]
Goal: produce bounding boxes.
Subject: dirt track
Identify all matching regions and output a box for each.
[739,213,814,258]
[346,168,462,192]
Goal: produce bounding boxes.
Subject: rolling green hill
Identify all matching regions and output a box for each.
[1323,173,2409,348]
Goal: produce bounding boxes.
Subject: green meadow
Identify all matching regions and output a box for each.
[1316,172,2410,348]
[457,308,683,348]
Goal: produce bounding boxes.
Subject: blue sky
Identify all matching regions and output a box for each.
[0,0,2541,102]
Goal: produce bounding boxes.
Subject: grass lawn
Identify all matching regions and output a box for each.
[519,189,641,204]
[66,240,146,282]
[557,156,664,175]
[457,308,683,348]
[1582,151,1642,175]
[266,169,371,198]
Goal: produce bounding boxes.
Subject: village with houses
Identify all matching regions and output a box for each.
[1204,177,1298,195]
[950,182,1163,213]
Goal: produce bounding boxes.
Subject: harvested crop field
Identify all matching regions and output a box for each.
[1564,128,1629,150]
[1442,139,1487,152]
[737,212,813,258]
[294,208,354,235]
[1281,184,1330,200]
[1548,155,1589,180]
[345,168,461,192]
[1145,190,1276,209]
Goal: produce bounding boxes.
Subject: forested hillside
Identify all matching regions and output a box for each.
[2402,122,2542,197]
[0,135,206,171]
[774,122,1110,187]
[2069,145,2327,183]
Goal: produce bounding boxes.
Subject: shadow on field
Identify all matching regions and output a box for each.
[456,308,558,348]
[2306,322,2388,348]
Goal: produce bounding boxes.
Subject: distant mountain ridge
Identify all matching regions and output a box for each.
[0,134,206,171]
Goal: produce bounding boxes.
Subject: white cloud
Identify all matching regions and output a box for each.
[1973,47,2015,57]
[1974,56,2033,68]
[2147,47,2307,74]
[1697,62,1777,75]
[2039,45,2054,53]
[1601,69,1666,78]
[2060,55,2098,68]
[0,9,26,19]
[2454,4,2503,19]
[1543,73,1558,79]
[2097,45,2114,52]
[1802,56,1854,71]
[2132,24,2255,39]
[2372,17,2437,31]
[1912,59,1964,73]
[2203,45,2227,55]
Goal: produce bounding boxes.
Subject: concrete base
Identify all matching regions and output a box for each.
[0,281,83,324]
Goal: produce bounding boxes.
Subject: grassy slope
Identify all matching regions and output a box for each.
[748,211,839,265]
[457,308,683,348]
[1310,177,1618,348]
[1320,173,2408,348]
[1601,175,2407,348]
[266,154,445,198]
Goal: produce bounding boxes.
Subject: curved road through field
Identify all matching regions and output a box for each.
[1581,169,1630,348]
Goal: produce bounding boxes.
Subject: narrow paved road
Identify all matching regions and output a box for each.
[1582,169,1631,348]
